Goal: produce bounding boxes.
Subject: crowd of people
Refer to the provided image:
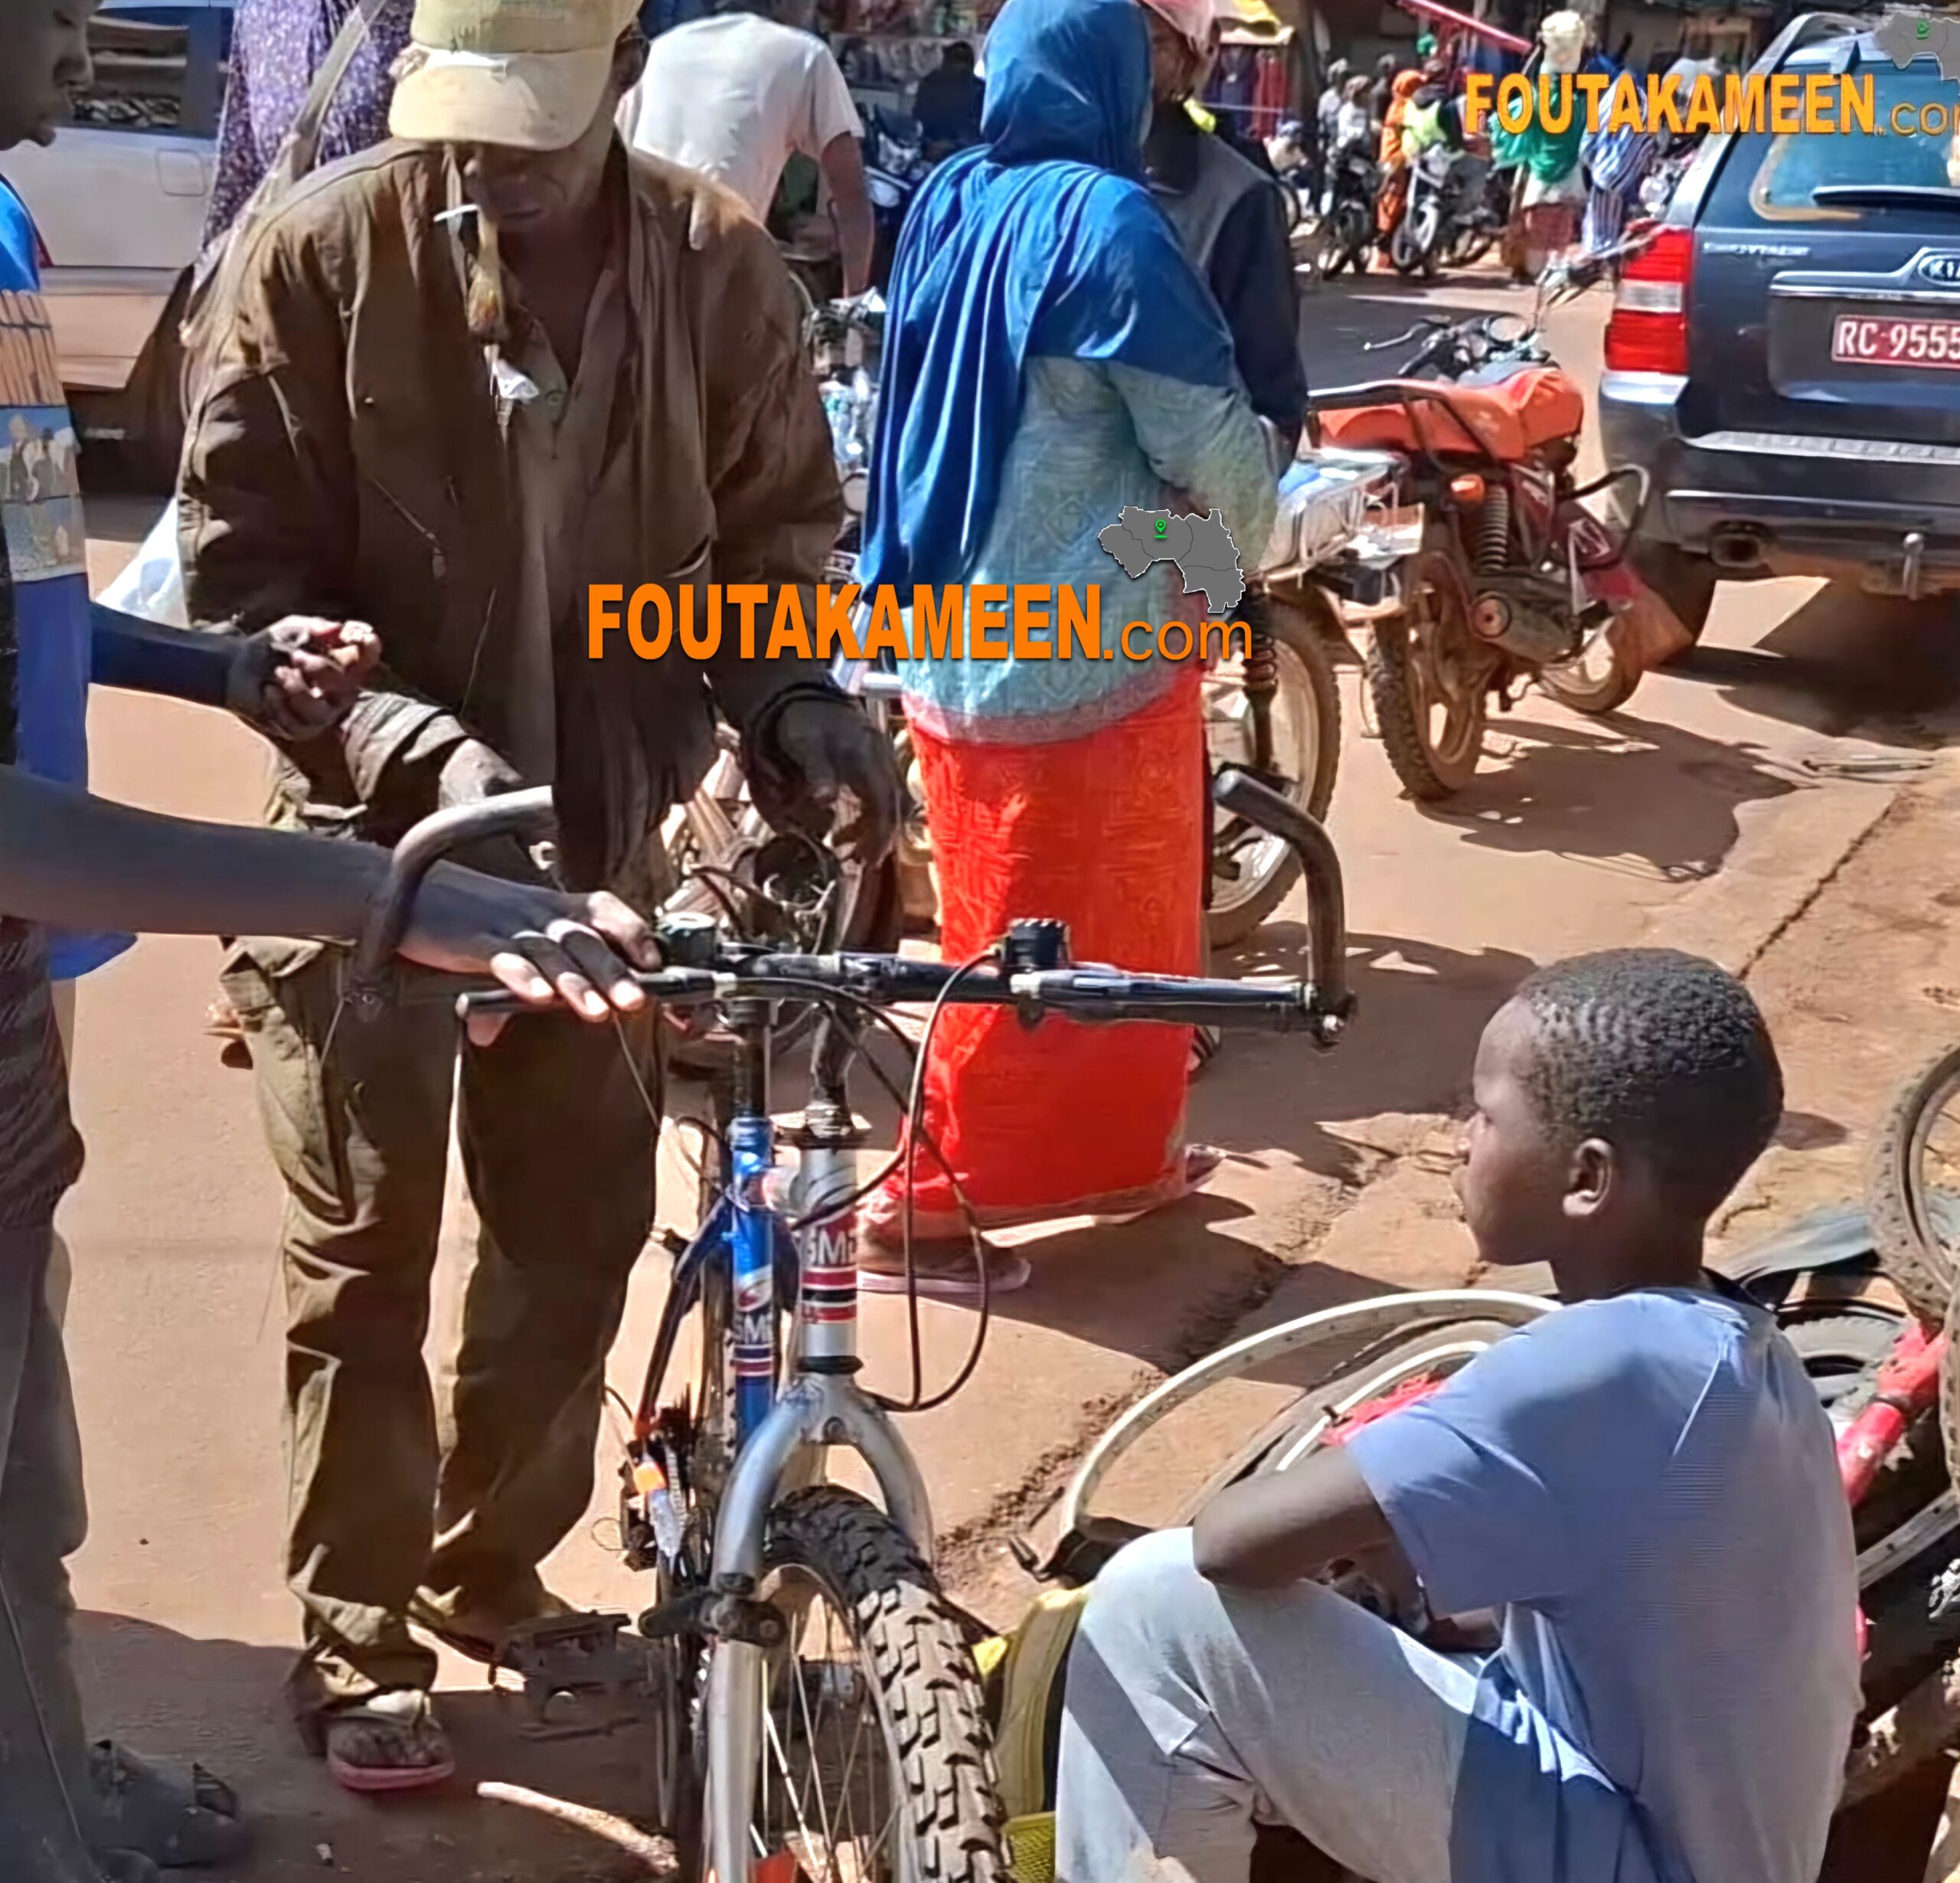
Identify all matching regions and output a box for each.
[0,0,1857,1881]
[1311,14,1720,281]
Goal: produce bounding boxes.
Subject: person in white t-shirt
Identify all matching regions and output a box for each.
[620,0,874,293]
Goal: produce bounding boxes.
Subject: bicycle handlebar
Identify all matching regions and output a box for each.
[449,942,1351,1041]
[353,767,1355,1047]
[345,786,558,1012]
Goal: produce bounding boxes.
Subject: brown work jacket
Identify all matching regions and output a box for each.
[179,139,842,893]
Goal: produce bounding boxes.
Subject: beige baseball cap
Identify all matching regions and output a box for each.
[390,0,642,151]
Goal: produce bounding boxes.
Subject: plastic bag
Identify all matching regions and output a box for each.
[97,501,188,629]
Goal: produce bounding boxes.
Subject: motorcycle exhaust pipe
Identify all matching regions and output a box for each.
[1710,528,1766,571]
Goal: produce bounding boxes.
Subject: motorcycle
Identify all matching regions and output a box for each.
[1388,142,1485,281]
[1638,130,1700,222]
[1301,237,1678,802]
[864,108,929,292]
[1439,148,1505,270]
[1316,136,1381,279]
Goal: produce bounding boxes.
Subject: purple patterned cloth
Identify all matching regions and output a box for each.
[202,0,414,249]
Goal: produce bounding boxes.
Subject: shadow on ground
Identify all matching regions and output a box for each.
[1416,708,1802,883]
[1681,585,1960,749]
[74,1613,670,1881]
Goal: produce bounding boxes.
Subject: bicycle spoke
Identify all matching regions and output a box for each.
[791,1639,839,1871]
[763,1694,826,1875]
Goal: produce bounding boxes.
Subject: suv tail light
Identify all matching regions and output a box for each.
[1604,226,1693,376]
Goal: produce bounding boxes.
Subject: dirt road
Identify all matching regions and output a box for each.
[61,280,1960,1878]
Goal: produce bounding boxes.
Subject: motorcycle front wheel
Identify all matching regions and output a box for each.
[1366,551,1490,801]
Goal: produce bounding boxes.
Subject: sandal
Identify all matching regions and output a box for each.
[83,1741,247,1868]
[301,1690,454,1796]
[857,1239,1031,1299]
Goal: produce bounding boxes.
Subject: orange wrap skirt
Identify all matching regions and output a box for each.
[864,673,1204,1244]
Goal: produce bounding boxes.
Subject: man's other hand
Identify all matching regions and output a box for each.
[755,697,900,864]
[404,866,661,1043]
[438,738,524,808]
[228,616,381,739]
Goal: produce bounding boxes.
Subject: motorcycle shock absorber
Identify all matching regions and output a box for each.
[1475,484,1512,574]
[1241,610,1279,773]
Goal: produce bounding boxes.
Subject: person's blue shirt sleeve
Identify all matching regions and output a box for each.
[0,179,135,982]
[1341,1306,1673,1617]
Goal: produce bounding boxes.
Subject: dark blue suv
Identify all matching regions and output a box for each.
[1598,15,1960,638]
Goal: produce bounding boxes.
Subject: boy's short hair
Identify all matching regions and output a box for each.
[1514,949,1782,1217]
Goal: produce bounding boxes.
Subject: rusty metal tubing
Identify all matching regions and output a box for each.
[345,786,558,1009]
[1210,766,1350,1018]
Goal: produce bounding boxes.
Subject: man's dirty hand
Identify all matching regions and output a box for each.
[228,616,381,740]
[754,696,900,865]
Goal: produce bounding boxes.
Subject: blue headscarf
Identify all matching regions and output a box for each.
[860,0,1238,593]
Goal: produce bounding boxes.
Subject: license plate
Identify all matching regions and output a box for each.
[1831,313,1960,369]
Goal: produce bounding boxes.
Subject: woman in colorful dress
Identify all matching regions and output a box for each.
[854,0,1276,1293]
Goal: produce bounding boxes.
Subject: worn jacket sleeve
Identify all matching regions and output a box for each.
[697,217,848,737]
[1210,185,1308,448]
[178,216,472,811]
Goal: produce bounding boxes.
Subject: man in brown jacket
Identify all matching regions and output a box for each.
[178,0,896,1790]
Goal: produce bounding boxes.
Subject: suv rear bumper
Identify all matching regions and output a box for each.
[1599,369,1960,593]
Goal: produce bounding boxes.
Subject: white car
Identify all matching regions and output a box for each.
[0,0,230,458]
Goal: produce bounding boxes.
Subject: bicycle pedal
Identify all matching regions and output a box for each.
[492,1610,652,1742]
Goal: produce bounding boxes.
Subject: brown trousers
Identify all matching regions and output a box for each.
[223,943,658,1711]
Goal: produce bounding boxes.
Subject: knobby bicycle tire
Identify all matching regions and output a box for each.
[724,1486,1009,1883]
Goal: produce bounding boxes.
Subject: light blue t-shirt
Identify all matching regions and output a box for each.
[0,178,132,981]
[1346,1288,1859,1883]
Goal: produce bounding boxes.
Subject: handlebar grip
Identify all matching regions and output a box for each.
[1210,767,1351,1022]
[346,787,559,1011]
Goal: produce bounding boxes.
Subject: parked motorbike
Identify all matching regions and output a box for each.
[1438,149,1505,270]
[1317,136,1381,279]
[861,110,929,293]
[1388,144,1478,280]
[1302,239,1674,801]
[1637,130,1700,222]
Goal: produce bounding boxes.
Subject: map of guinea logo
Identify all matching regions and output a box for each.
[1874,8,1960,79]
[1096,506,1247,614]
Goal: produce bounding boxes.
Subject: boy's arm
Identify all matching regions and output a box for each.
[1193,1449,1410,1590]
[0,768,656,1018]
[90,603,378,740]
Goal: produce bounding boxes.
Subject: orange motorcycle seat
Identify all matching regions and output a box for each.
[1316,367,1586,462]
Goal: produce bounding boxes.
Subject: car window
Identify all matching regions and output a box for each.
[72,5,230,142]
[1707,62,1960,224]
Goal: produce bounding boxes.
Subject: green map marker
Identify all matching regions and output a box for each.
[1155,518,1168,538]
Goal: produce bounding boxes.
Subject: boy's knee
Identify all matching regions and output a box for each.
[1081,1528,1209,1647]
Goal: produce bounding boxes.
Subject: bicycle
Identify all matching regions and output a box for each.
[343,768,1354,1883]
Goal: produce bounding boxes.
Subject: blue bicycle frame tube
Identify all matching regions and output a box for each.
[728,1112,779,1443]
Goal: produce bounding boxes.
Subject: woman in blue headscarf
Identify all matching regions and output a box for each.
[856,0,1276,1292]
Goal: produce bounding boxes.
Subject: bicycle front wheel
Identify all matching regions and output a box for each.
[707,1487,1008,1883]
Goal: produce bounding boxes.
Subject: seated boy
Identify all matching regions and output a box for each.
[1057,949,1860,1883]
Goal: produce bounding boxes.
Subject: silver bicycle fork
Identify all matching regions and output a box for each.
[704,1120,935,1883]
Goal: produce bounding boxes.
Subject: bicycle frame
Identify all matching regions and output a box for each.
[636,998,936,1883]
